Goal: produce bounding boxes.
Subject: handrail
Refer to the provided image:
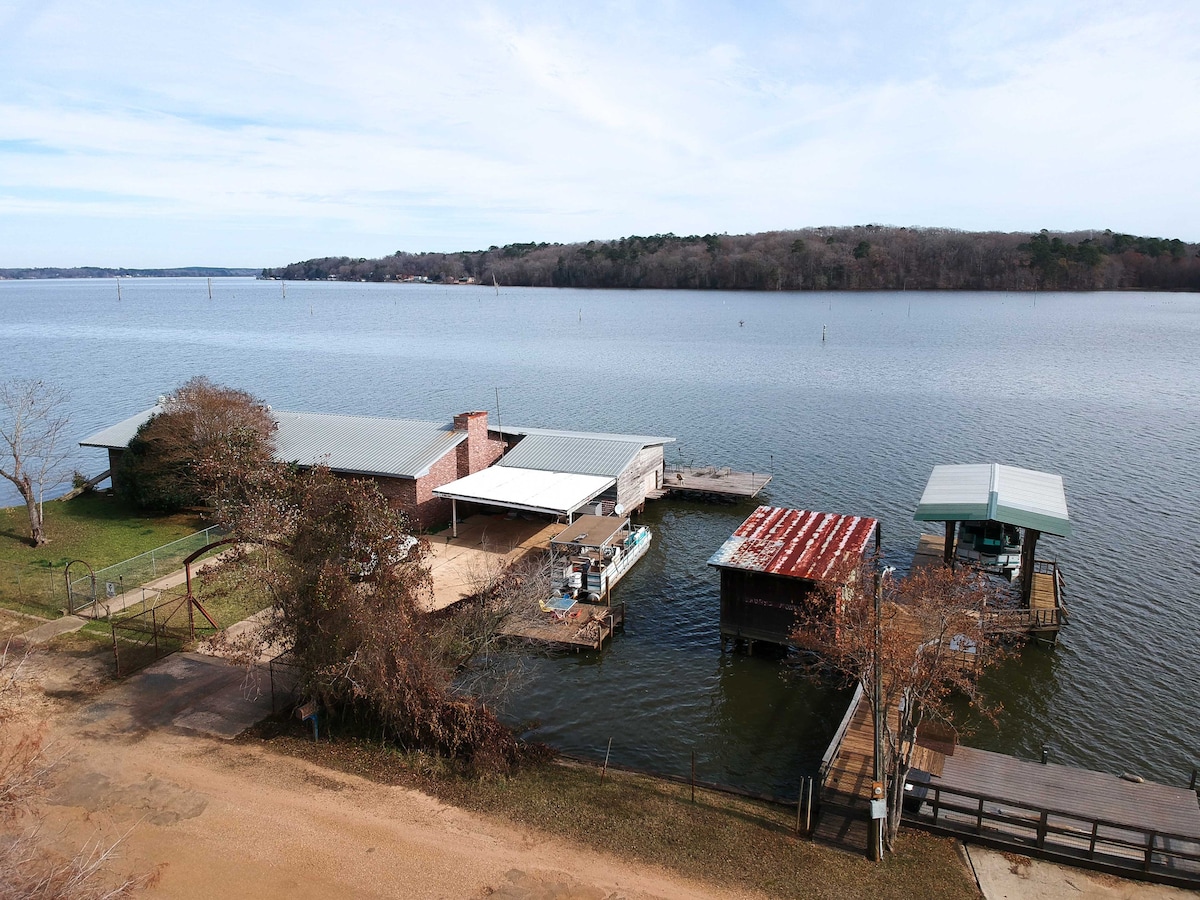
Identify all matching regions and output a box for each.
[819,683,864,782]
[908,780,1200,881]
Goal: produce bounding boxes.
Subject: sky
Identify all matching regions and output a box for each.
[1,0,1198,268]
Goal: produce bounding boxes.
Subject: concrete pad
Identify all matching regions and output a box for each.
[966,844,1197,900]
[425,514,558,610]
[74,651,283,741]
[19,614,87,644]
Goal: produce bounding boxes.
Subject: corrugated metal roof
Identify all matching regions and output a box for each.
[708,506,878,582]
[79,406,161,449]
[913,464,1071,537]
[433,466,614,516]
[497,433,643,477]
[80,407,466,479]
[272,411,465,478]
[497,425,675,447]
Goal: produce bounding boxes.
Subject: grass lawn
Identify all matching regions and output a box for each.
[0,492,206,616]
[250,726,980,900]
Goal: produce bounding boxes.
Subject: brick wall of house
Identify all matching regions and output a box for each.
[375,412,504,531]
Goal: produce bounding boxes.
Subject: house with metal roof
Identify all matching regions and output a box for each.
[708,505,879,649]
[80,407,504,530]
[426,426,671,538]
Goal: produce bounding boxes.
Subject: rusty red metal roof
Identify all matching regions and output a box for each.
[707,505,878,582]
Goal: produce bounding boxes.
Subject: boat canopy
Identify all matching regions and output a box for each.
[913,464,1071,537]
[433,466,614,517]
[551,514,629,549]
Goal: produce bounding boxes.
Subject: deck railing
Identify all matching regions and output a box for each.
[906,780,1200,888]
[982,558,1068,634]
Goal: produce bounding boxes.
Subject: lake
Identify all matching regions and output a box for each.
[1,277,1197,795]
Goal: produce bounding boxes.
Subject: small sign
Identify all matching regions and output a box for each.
[105,582,116,598]
[870,799,887,819]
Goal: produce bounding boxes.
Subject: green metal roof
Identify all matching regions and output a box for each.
[913,463,1071,537]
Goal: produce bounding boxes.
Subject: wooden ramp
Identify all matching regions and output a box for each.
[815,687,945,850]
[661,466,771,499]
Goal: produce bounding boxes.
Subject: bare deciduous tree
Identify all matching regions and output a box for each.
[792,559,1013,851]
[0,379,71,547]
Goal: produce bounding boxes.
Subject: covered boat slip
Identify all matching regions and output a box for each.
[432,466,615,536]
[914,463,1071,637]
[913,463,1072,538]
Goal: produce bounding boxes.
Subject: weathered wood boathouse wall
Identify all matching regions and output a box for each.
[717,569,820,646]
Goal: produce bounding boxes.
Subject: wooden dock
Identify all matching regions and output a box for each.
[498,601,625,651]
[661,466,771,500]
[815,686,945,848]
[816,689,1200,887]
[913,533,1067,639]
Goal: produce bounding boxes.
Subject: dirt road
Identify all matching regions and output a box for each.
[14,646,757,900]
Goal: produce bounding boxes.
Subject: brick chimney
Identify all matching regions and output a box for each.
[454,411,497,477]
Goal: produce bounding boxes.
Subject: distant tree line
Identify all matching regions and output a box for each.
[0,266,258,279]
[263,226,1200,292]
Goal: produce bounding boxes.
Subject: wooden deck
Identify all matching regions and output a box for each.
[913,747,1200,886]
[816,688,1200,886]
[912,533,1066,638]
[661,466,771,499]
[498,601,625,651]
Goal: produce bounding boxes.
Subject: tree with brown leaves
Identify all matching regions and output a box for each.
[226,467,525,770]
[118,376,276,517]
[792,558,1013,852]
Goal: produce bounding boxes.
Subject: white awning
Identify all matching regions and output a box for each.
[433,466,615,517]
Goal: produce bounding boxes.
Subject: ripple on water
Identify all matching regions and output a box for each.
[1,281,1197,791]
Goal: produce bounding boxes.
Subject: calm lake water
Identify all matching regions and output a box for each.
[1,278,1197,795]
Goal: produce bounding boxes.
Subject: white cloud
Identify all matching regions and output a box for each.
[1,0,1197,265]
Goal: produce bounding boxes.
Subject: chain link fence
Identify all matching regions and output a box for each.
[67,524,227,611]
[0,559,69,615]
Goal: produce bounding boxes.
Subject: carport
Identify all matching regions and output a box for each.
[433,466,615,537]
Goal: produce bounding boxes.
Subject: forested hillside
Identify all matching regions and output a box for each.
[265,227,1200,292]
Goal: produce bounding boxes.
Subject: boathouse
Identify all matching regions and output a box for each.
[709,506,879,648]
[492,426,674,514]
[430,426,673,535]
[80,407,504,530]
[913,463,1071,636]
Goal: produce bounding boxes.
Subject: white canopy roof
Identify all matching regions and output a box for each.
[433,466,615,517]
[914,463,1071,537]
